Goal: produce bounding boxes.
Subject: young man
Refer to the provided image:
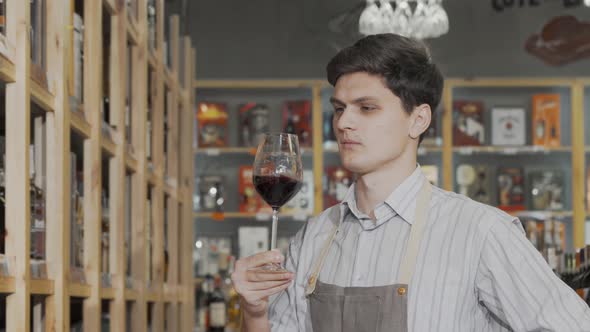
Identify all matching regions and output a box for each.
[230,34,590,331]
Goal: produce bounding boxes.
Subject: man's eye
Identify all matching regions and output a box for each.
[333,107,344,114]
[361,105,376,112]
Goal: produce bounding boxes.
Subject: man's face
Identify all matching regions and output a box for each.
[331,72,413,175]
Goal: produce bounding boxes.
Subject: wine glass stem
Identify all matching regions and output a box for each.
[271,208,279,250]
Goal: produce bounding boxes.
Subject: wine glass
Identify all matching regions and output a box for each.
[252,133,303,271]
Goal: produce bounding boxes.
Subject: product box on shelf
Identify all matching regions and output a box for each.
[497,167,526,212]
[196,102,228,148]
[238,227,268,259]
[323,166,354,209]
[323,112,338,150]
[528,169,565,211]
[283,170,314,215]
[422,113,442,147]
[195,175,225,212]
[455,164,492,204]
[532,94,560,147]
[239,103,270,148]
[238,166,260,213]
[491,107,526,146]
[282,100,312,147]
[194,237,232,277]
[453,100,485,146]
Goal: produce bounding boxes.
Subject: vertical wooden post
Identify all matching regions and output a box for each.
[312,84,323,214]
[442,83,453,191]
[110,0,127,330]
[5,0,31,330]
[131,0,149,329]
[45,0,70,330]
[83,0,103,329]
[571,82,586,249]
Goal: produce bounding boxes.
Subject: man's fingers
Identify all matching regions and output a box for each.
[237,250,284,270]
[243,280,292,304]
[245,279,293,292]
[246,269,294,282]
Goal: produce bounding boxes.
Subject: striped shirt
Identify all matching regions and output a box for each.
[268,166,590,331]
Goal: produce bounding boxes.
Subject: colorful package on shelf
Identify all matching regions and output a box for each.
[491,107,526,146]
[194,237,232,277]
[322,112,338,150]
[453,100,485,146]
[455,164,492,204]
[238,166,261,213]
[283,170,314,215]
[422,112,442,147]
[421,165,439,186]
[323,166,354,209]
[528,169,565,211]
[282,100,312,147]
[497,167,526,212]
[196,102,228,148]
[196,175,225,212]
[532,94,561,147]
[239,103,270,148]
[238,227,268,259]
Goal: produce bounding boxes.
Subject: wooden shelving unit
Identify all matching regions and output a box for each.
[193,78,589,253]
[0,0,195,331]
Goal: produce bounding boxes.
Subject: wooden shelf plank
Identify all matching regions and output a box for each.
[30,78,55,112]
[125,150,139,172]
[101,133,117,157]
[30,279,54,295]
[69,282,91,298]
[0,277,16,293]
[447,77,575,87]
[70,109,91,138]
[164,67,174,88]
[103,0,117,15]
[193,211,311,221]
[101,287,116,300]
[512,210,573,219]
[148,49,158,69]
[194,79,328,89]
[127,15,140,46]
[124,288,139,301]
[195,146,314,156]
[453,146,571,155]
[0,52,16,83]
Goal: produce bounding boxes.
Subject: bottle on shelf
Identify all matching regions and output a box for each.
[207,274,227,332]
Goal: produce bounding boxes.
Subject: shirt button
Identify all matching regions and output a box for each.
[397,287,407,296]
[355,275,363,281]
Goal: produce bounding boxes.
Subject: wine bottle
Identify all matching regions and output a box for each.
[207,275,227,332]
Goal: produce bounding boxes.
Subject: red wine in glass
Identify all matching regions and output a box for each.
[253,174,303,210]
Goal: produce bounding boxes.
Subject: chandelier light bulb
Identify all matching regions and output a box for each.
[359,0,449,39]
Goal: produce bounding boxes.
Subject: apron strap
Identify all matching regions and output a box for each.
[305,179,432,295]
[398,181,432,285]
[305,222,339,296]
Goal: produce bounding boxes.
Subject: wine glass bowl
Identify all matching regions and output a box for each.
[252,133,303,271]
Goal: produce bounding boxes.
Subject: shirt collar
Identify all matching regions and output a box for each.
[339,165,427,225]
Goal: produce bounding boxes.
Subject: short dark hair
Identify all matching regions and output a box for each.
[326,33,444,143]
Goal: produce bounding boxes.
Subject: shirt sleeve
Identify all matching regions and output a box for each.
[475,218,590,331]
[268,222,310,332]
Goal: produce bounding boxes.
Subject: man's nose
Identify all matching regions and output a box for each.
[334,109,356,131]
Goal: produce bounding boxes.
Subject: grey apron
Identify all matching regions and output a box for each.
[305,181,432,332]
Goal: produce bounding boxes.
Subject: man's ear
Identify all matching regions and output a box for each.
[409,104,432,139]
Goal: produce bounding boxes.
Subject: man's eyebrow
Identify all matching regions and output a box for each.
[329,96,379,105]
[329,97,345,105]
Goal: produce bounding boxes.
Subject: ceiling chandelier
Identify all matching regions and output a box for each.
[359,0,449,39]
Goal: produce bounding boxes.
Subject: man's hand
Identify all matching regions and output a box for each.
[231,250,294,317]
